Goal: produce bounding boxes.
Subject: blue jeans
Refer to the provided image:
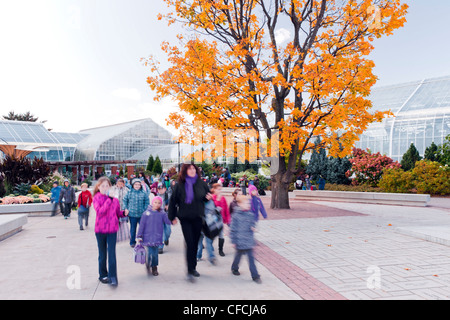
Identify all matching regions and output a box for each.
[146,246,159,267]
[197,232,215,260]
[129,216,141,246]
[231,248,260,280]
[158,223,172,250]
[95,233,117,280]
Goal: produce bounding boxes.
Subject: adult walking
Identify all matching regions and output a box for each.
[168,163,212,281]
[93,177,127,287]
[59,179,76,219]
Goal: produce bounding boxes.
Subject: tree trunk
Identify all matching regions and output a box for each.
[270,171,291,209]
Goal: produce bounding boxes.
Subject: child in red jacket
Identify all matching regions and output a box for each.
[77,183,93,230]
[211,183,230,257]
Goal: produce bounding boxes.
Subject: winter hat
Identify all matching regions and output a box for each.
[131,178,141,186]
[248,184,258,194]
[152,196,163,204]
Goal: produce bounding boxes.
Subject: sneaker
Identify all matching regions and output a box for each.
[253,277,262,284]
[80,226,84,230]
[152,267,159,276]
[232,270,240,276]
[164,239,169,246]
[209,258,217,266]
[219,250,225,257]
[158,248,164,254]
[189,270,200,277]
[99,277,109,284]
[109,277,118,287]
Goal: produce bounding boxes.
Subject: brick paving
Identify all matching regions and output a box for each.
[255,199,450,300]
[254,241,347,300]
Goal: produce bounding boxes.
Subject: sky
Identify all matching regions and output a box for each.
[0,0,449,135]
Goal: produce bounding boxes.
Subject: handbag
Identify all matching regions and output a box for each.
[202,200,223,240]
[117,217,130,242]
[133,243,146,264]
[78,205,89,214]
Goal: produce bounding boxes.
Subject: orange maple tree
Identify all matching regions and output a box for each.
[146,0,408,209]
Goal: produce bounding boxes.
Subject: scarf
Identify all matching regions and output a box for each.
[184,174,198,204]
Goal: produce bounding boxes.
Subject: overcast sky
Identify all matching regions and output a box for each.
[0,0,449,135]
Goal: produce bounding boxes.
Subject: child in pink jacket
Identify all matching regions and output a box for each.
[93,177,127,287]
[211,183,230,257]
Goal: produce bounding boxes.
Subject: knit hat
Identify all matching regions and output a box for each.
[248,184,258,194]
[131,177,141,186]
[152,196,163,204]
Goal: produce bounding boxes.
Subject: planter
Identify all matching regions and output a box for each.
[0,202,59,217]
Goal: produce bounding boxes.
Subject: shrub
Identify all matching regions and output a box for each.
[379,160,450,195]
[324,183,382,193]
[412,160,450,195]
[14,183,31,196]
[401,143,422,171]
[347,148,401,187]
[378,168,414,193]
[30,185,44,194]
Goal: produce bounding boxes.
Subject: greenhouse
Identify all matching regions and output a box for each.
[73,118,174,162]
[0,120,87,161]
[355,75,450,161]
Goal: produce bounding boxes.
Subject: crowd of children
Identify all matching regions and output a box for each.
[51,170,267,287]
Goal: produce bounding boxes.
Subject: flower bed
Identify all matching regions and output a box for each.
[0,194,51,205]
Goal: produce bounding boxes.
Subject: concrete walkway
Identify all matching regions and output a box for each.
[1,195,450,300]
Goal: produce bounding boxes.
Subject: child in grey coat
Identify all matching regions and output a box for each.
[229,195,261,283]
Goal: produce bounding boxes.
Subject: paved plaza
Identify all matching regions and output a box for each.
[1,195,450,300]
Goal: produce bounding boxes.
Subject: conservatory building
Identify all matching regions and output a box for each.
[355,75,450,161]
[0,119,87,161]
[73,118,174,162]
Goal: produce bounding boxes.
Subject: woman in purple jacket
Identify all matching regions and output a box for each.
[93,177,127,287]
[137,196,172,276]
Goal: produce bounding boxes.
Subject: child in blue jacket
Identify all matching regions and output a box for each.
[230,194,261,283]
[50,181,62,216]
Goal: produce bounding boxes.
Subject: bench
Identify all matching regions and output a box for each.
[292,190,430,207]
[0,214,28,241]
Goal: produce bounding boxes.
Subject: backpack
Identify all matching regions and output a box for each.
[133,243,146,264]
[202,200,223,240]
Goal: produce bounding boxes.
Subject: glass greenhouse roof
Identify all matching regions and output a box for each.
[0,120,87,146]
[358,75,450,161]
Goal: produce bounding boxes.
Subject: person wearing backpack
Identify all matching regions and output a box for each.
[77,183,92,230]
[156,182,171,253]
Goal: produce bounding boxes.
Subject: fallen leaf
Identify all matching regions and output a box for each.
[433,274,439,277]
[404,268,411,271]
[388,224,392,226]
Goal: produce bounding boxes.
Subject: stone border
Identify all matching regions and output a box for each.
[293,190,430,207]
[0,214,28,242]
[0,202,58,217]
